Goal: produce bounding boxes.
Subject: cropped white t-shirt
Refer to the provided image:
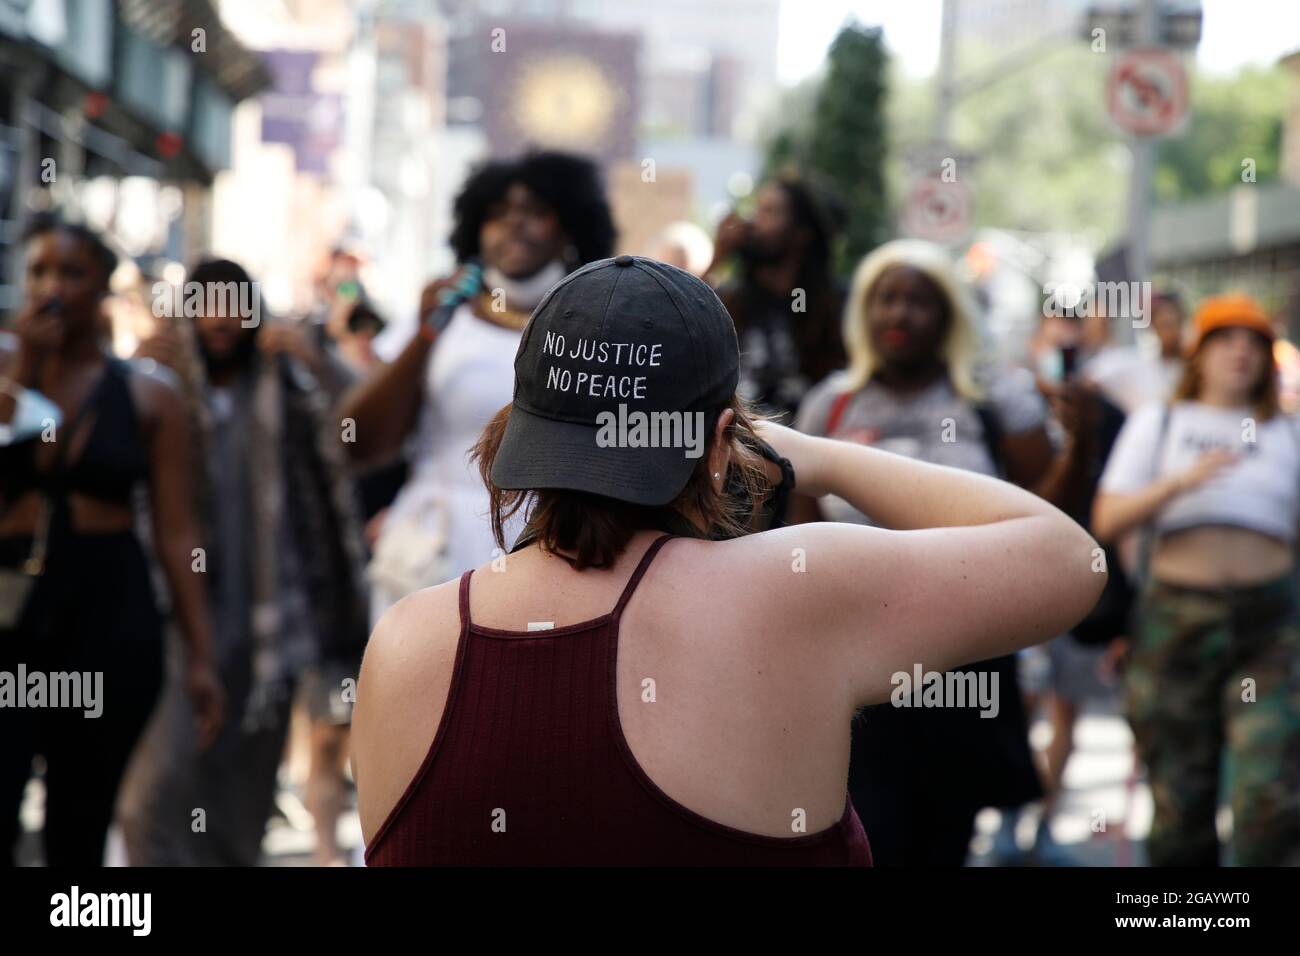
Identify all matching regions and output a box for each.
[1098,400,1300,544]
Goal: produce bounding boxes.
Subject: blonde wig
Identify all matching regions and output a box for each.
[840,239,984,400]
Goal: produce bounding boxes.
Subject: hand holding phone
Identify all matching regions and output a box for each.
[1060,344,1078,381]
[422,261,485,336]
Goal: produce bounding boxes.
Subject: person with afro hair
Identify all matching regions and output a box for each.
[339,150,616,618]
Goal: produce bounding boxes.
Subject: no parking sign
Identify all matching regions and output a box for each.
[901,174,973,244]
[1106,47,1189,138]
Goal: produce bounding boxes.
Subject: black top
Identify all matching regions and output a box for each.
[715,278,847,422]
[0,358,148,507]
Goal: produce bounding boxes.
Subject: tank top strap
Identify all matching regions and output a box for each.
[611,533,674,623]
[458,569,474,629]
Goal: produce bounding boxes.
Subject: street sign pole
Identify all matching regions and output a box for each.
[934,0,959,142]
[1124,0,1160,296]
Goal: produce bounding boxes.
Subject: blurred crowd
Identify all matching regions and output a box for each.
[1,145,1297,867]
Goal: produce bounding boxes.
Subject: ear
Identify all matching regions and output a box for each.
[709,407,735,492]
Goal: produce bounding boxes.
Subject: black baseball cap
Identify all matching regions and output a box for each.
[491,255,739,506]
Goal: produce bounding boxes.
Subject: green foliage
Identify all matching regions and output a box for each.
[762,20,889,274]
[768,25,1288,258]
[759,77,819,178]
[884,42,1288,247]
[947,44,1127,242]
[1154,66,1287,201]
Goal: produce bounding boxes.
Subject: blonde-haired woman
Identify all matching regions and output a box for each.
[797,241,1055,497]
[1093,293,1300,866]
[794,239,1067,865]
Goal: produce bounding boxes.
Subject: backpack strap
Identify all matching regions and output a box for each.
[824,391,855,437]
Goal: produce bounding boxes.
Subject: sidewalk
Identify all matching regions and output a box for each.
[970,695,1153,866]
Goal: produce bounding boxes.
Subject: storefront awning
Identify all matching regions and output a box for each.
[118,0,269,102]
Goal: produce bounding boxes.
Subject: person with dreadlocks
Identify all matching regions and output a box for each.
[339,150,616,619]
[706,170,848,422]
[119,258,370,865]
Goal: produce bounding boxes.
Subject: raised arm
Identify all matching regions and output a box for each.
[1091,453,1236,543]
[336,329,433,464]
[336,272,473,464]
[740,422,1107,708]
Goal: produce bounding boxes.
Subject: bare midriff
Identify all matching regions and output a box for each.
[0,490,134,537]
[1151,525,1294,588]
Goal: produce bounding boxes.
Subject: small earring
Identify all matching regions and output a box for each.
[713,472,720,480]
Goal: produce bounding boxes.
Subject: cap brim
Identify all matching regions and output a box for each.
[490,402,703,507]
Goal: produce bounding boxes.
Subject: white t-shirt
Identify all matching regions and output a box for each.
[1098,400,1300,544]
[796,368,1047,525]
[375,305,524,608]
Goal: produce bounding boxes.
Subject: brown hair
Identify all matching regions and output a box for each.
[1171,327,1279,421]
[471,396,777,570]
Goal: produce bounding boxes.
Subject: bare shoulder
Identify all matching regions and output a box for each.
[123,358,185,432]
[354,577,463,842]
[695,522,888,597]
[359,579,461,690]
[660,523,890,647]
[126,357,182,401]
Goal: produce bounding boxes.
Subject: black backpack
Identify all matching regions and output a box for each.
[1070,394,1137,646]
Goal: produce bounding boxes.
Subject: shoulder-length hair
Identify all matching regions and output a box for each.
[1171,328,1279,421]
[470,396,777,570]
[840,239,984,400]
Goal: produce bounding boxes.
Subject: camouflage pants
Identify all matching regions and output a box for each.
[1127,574,1300,866]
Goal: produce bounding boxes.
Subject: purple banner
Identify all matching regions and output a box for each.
[259,49,342,175]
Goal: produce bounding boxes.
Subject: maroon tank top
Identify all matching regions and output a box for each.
[364,534,873,866]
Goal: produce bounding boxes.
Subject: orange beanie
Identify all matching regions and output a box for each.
[1189,293,1274,352]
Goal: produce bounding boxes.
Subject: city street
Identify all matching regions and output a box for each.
[2,0,1297,881]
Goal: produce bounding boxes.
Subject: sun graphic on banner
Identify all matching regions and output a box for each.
[511,55,619,148]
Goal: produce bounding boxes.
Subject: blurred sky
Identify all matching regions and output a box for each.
[778,0,1300,82]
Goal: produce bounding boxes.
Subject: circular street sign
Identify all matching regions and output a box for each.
[1107,47,1189,138]
[902,174,972,243]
